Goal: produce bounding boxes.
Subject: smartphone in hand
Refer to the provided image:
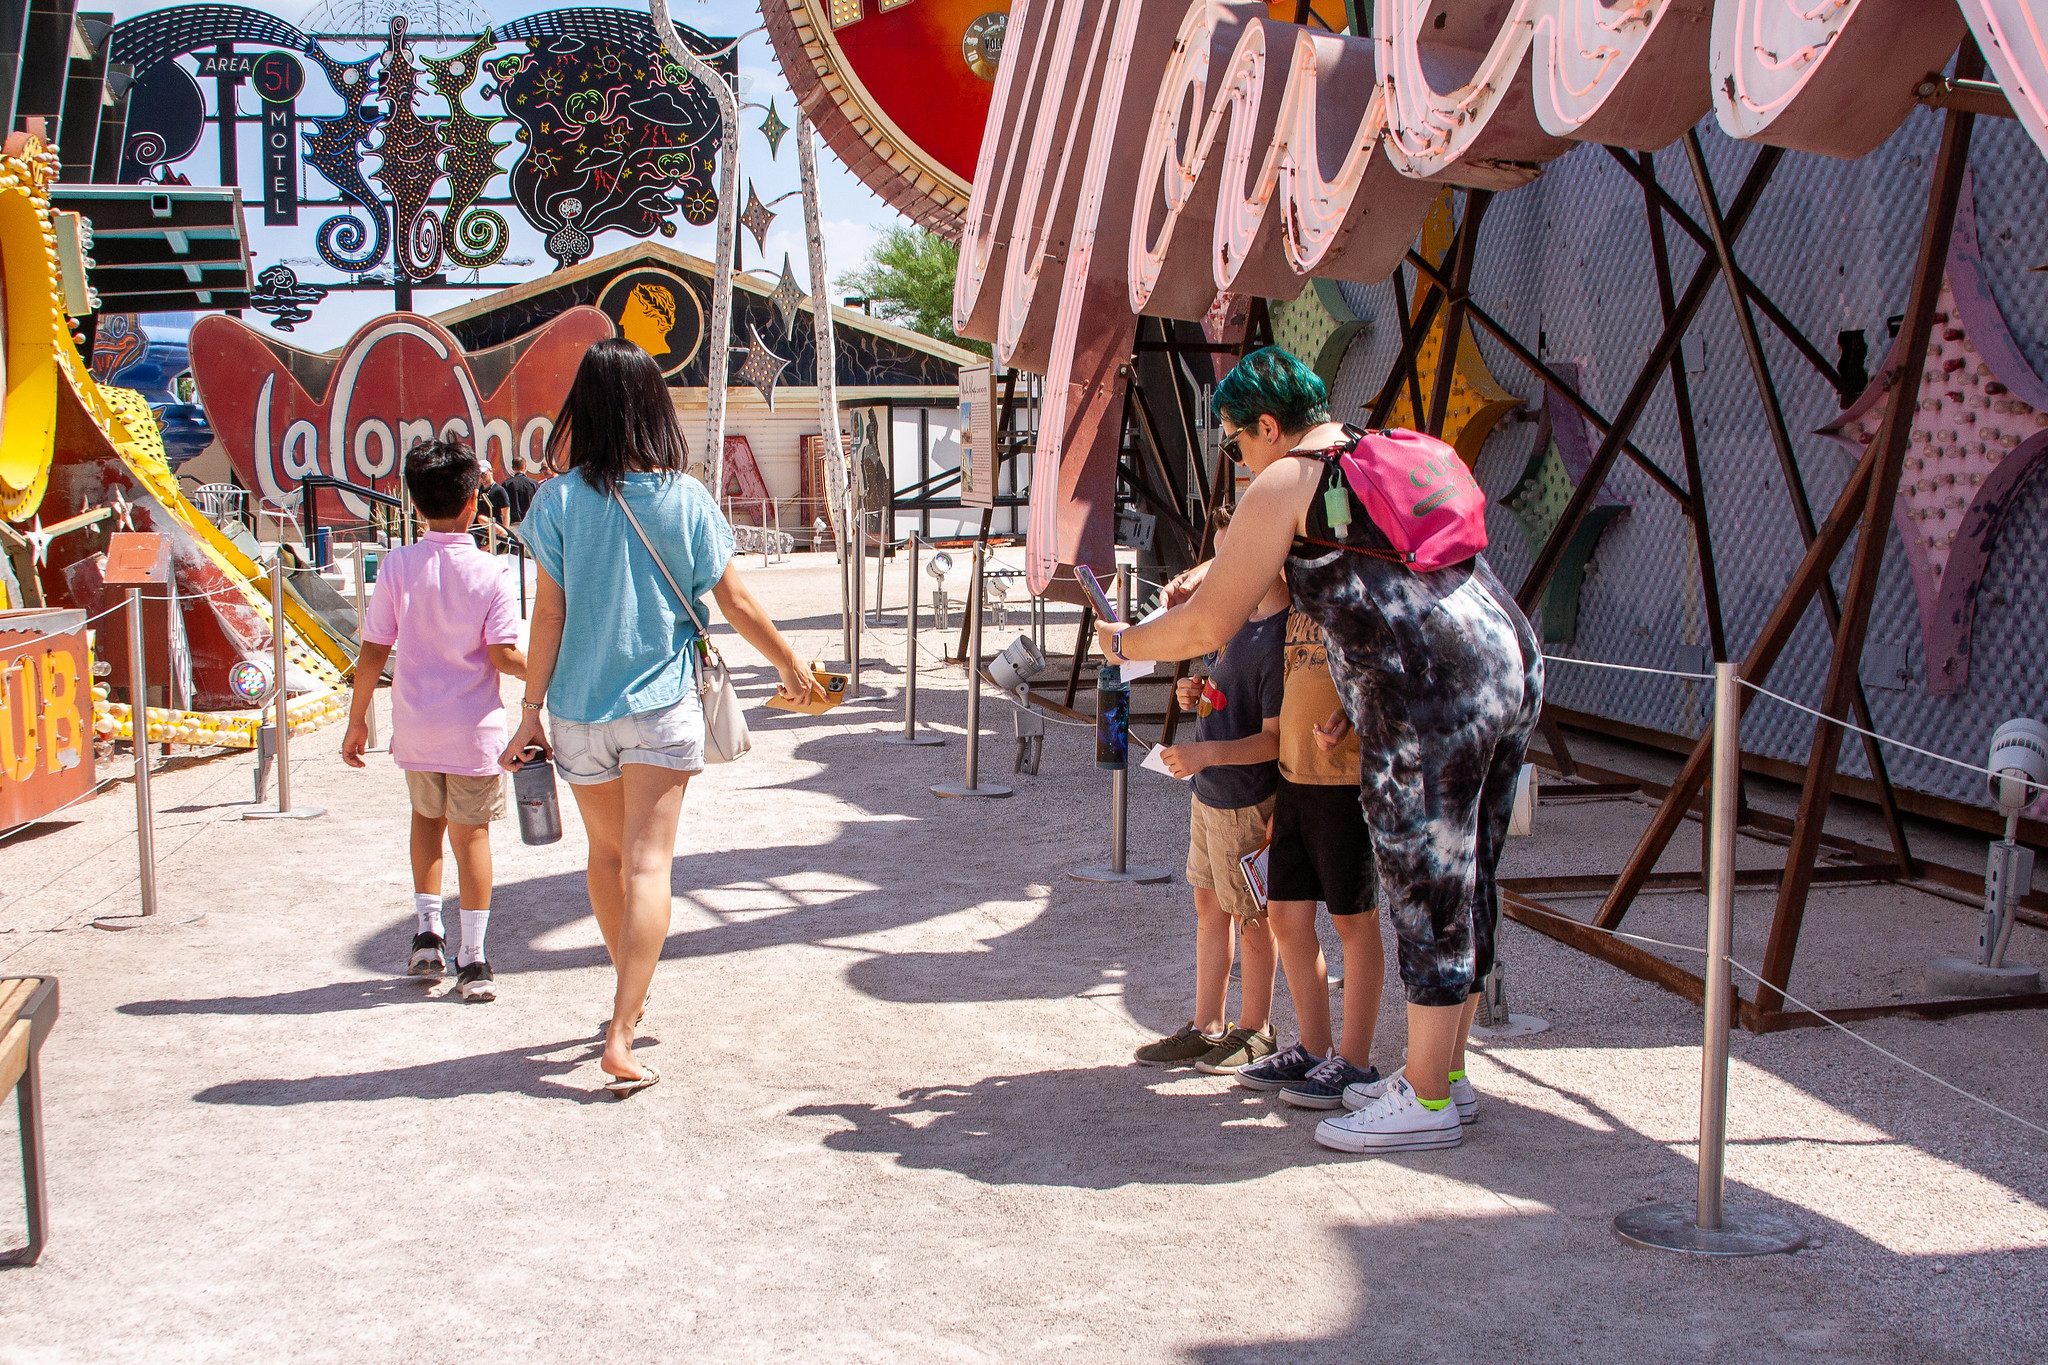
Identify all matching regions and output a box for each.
[1075,564,1119,624]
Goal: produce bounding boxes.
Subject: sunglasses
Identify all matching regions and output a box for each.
[1220,430,1244,464]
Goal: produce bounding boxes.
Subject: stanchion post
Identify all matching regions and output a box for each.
[127,588,159,917]
[880,532,944,747]
[244,557,326,822]
[1613,662,1803,1256]
[932,539,1010,798]
[1072,576,1168,883]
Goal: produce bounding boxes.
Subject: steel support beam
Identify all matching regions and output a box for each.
[1679,131,1915,874]
[1754,57,1981,1013]
[1516,147,1784,617]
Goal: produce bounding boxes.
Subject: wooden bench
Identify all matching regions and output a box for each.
[1,976,56,1267]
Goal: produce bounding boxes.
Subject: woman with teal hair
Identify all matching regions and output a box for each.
[1099,345,1543,1155]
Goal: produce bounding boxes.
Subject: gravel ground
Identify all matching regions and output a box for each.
[0,555,2042,1362]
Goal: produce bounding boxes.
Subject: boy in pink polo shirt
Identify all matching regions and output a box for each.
[343,439,527,1001]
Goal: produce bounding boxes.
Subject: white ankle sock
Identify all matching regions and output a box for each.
[458,908,490,967]
[414,893,444,938]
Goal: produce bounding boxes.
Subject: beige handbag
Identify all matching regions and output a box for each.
[612,487,751,764]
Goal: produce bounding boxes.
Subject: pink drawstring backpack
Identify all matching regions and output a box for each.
[1300,426,1488,572]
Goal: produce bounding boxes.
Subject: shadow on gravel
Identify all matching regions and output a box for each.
[120,978,449,1017]
[191,1037,623,1106]
[791,1065,1361,1189]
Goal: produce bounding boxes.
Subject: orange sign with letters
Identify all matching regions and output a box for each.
[0,609,94,829]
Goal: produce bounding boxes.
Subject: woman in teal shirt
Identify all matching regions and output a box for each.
[505,339,817,1095]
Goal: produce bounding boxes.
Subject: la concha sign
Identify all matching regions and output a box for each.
[955,0,2048,594]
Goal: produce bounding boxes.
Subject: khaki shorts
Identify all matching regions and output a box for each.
[405,770,507,825]
[1185,793,1275,919]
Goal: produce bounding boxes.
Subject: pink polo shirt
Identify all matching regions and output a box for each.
[361,532,520,777]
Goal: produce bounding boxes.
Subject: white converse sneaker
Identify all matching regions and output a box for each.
[1342,1068,1478,1124]
[1316,1075,1463,1153]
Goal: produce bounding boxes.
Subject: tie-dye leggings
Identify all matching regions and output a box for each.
[1286,549,1544,1007]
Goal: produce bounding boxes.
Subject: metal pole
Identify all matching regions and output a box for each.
[932,540,1009,798]
[1696,661,1740,1230]
[880,532,943,747]
[850,503,865,697]
[354,552,379,751]
[1613,663,1802,1256]
[245,558,326,821]
[872,512,886,620]
[128,589,159,917]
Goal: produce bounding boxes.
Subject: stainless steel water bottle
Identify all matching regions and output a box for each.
[1096,663,1129,771]
[512,751,562,846]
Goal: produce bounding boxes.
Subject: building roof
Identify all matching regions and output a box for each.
[430,240,983,370]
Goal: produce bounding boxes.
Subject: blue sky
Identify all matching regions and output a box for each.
[100,0,909,347]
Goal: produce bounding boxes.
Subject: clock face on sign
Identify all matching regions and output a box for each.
[766,1,1351,229]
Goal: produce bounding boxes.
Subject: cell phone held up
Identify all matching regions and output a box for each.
[1074,564,1119,624]
[766,663,850,715]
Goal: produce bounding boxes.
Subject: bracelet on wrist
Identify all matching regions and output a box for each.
[520,699,545,712]
[1109,628,1130,662]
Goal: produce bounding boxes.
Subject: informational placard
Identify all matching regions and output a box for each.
[958,364,997,510]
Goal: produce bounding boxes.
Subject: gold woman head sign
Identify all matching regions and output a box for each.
[619,283,678,356]
[596,268,704,378]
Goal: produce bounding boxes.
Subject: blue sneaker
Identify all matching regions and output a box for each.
[1281,1056,1379,1110]
[1235,1043,1323,1093]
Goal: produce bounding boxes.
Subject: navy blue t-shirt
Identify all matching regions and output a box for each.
[1193,609,1286,809]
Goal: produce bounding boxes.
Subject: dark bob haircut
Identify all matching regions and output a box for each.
[1214,346,1331,435]
[403,437,483,520]
[546,337,690,494]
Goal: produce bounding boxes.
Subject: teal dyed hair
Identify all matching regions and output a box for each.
[1214,346,1330,434]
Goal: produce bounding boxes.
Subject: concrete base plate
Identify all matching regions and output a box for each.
[877,733,947,747]
[1471,1012,1553,1039]
[90,910,207,933]
[1927,956,2041,997]
[1068,864,1172,884]
[932,782,1012,799]
[243,806,328,821]
[1614,1202,1807,1257]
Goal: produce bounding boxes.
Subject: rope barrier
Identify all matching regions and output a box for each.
[1544,654,1714,683]
[1503,894,2048,1141]
[1721,958,2048,1140]
[1741,679,2048,798]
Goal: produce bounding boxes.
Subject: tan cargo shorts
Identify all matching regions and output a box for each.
[404,770,507,825]
[1185,793,1275,919]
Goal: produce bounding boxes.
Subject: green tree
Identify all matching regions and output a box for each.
[837,226,990,355]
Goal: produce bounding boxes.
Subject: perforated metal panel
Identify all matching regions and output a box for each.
[1330,113,2048,810]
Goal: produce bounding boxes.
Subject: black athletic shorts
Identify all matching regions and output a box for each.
[1267,777,1376,915]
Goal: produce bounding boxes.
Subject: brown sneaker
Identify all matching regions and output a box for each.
[1135,1022,1225,1066]
[1195,1024,1276,1075]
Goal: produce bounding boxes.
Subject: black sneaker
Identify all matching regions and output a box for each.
[1134,1022,1224,1067]
[408,931,447,978]
[455,959,496,1002]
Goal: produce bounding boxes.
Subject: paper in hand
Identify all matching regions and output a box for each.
[1140,745,1187,781]
[1118,605,1170,682]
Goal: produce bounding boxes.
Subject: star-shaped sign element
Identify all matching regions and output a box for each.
[741,181,776,254]
[24,516,50,566]
[771,253,804,336]
[109,487,135,532]
[759,100,789,160]
[735,325,791,409]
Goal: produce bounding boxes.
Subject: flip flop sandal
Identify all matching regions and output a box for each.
[602,1065,660,1099]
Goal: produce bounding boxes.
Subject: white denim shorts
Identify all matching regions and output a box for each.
[550,688,705,786]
